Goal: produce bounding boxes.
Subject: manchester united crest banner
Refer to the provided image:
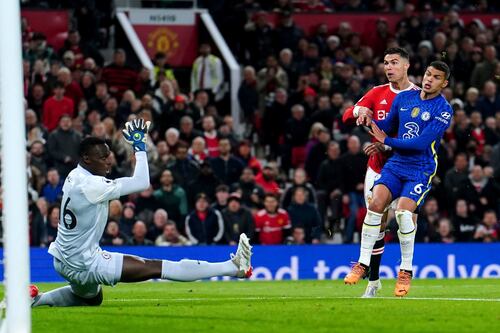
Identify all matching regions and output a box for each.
[128,9,198,67]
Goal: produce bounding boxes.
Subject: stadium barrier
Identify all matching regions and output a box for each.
[1,243,499,282]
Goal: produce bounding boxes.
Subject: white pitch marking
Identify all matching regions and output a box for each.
[106,296,500,303]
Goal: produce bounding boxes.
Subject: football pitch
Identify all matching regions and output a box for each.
[28,279,500,333]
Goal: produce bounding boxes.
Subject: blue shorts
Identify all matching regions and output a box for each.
[374,163,432,209]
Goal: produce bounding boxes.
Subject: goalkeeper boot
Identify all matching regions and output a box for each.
[30,284,40,306]
[344,262,368,285]
[394,270,412,297]
[231,233,253,278]
[361,280,382,298]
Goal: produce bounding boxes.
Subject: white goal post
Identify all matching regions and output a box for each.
[0,0,32,332]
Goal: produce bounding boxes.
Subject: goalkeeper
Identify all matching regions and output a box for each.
[32,118,253,307]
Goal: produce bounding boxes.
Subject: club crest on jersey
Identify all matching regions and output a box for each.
[421,111,431,121]
[411,107,420,118]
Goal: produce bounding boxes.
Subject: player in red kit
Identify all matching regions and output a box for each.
[254,194,291,245]
[342,48,419,297]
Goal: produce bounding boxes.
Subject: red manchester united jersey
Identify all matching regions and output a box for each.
[254,208,291,245]
[342,83,419,173]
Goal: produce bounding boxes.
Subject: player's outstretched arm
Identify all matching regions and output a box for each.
[116,119,151,196]
[383,110,453,151]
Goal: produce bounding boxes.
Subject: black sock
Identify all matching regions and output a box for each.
[369,238,385,281]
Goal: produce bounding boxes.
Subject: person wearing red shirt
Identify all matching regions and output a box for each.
[202,115,220,158]
[255,165,280,194]
[254,194,291,245]
[342,47,418,297]
[58,67,83,115]
[42,82,74,132]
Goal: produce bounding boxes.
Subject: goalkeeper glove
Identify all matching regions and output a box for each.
[122,118,151,152]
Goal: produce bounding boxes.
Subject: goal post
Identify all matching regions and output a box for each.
[0,0,32,332]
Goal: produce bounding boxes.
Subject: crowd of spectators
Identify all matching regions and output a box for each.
[5,0,500,248]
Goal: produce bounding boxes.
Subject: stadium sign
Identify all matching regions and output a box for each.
[1,243,499,282]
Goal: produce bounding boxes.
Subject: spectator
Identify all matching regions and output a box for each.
[340,135,368,243]
[254,193,291,245]
[238,66,259,124]
[165,127,180,155]
[130,221,154,246]
[152,52,176,84]
[152,80,174,116]
[45,204,60,245]
[101,49,138,99]
[444,152,470,207]
[47,115,81,178]
[471,46,498,89]
[147,209,169,240]
[187,160,222,206]
[431,218,455,243]
[209,138,245,185]
[281,168,317,209]
[154,169,188,227]
[235,140,262,176]
[42,82,74,132]
[100,220,130,246]
[273,10,304,53]
[179,116,203,144]
[255,165,280,195]
[185,193,225,245]
[188,136,208,164]
[287,227,306,245]
[451,199,479,242]
[457,165,499,218]
[305,127,331,180]
[257,55,289,103]
[119,202,137,236]
[28,199,46,247]
[59,30,104,68]
[231,167,265,210]
[286,187,322,244]
[88,81,110,116]
[262,88,290,156]
[212,185,230,212]
[155,221,191,246]
[474,210,499,242]
[222,193,255,245]
[41,168,63,204]
[284,104,310,170]
[167,142,200,189]
[202,115,220,158]
[476,81,500,119]
[316,141,344,224]
[190,43,224,102]
[57,67,83,114]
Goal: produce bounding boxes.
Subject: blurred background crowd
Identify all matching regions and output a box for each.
[6,0,500,247]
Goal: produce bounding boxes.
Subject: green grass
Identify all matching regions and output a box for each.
[28,279,500,333]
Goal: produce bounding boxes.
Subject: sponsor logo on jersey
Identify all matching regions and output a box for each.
[421,111,431,121]
[377,110,386,119]
[403,122,420,139]
[380,99,387,105]
[441,111,451,119]
[411,107,420,118]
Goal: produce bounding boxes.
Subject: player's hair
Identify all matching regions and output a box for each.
[79,136,107,158]
[429,61,451,80]
[264,193,279,201]
[384,47,410,60]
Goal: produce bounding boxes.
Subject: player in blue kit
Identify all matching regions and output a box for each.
[344,61,453,297]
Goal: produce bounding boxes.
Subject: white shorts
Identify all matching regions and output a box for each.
[53,250,124,298]
[364,166,398,211]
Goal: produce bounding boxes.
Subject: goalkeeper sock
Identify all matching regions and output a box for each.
[32,286,102,307]
[396,210,416,271]
[161,259,238,281]
[358,210,383,266]
[369,233,385,281]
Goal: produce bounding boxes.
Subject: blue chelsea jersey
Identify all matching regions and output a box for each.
[375,89,453,173]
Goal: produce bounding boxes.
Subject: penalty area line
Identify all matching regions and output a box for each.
[106,296,500,303]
